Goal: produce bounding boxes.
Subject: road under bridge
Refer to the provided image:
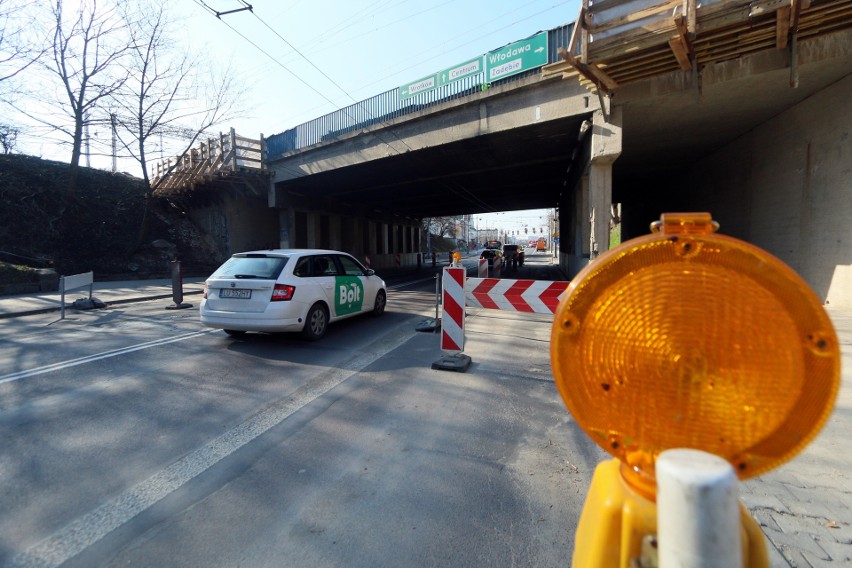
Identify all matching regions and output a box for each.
[156,2,851,305]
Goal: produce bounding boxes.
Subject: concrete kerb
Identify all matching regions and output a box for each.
[0,280,206,320]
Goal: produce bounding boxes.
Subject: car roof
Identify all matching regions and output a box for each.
[232,249,351,257]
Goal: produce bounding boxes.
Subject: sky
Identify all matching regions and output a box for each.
[5,0,581,226]
[174,0,580,141]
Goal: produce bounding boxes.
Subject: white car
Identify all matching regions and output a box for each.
[200,249,387,340]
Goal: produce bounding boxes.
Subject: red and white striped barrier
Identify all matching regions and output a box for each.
[465,278,568,314]
[478,258,487,277]
[492,256,503,276]
[441,267,466,353]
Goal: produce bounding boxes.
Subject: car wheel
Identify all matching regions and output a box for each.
[371,290,386,317]
[302,303,328,341]
[224,329,246,337]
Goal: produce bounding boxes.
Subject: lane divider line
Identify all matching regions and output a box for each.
[0,330,214,385]
[8,325,416,568]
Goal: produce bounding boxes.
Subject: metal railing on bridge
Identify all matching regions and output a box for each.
[266,23,574,158]
[151,128,267,191]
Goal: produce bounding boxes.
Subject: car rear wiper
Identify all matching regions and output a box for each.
[234,274,259,279]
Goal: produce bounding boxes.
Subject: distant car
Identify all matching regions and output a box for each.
[502,244,524,270]
[200,249,387,340]
[480,240,503,270]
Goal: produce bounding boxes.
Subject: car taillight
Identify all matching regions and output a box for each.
[203,282,208,299]
[271,284,295,301]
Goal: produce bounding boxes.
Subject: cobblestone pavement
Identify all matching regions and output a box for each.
[740,307,852,567]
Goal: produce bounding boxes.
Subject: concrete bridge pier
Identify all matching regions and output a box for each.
[589,107,622,261]
[563,107,622,276]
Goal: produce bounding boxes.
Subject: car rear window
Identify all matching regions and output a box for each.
[211,254,289,280]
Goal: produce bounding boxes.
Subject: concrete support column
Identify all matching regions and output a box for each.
[368,221,377,255]
[588,107,622,259]
[278,208,294,249]
[307,212,318,248]
[589,162,613,258]
[381,223,389,255]
[330,215,341,250]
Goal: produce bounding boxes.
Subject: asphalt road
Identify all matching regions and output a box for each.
[0,254,600,567]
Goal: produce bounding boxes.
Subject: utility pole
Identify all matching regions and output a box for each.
[110,113,117,173]
[84,112,91,168]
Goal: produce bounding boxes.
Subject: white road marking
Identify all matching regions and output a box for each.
[8,326,416,568]
[387,278,434,290]
[0,330,215,385]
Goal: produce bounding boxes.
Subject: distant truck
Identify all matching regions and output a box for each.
[536,237,547,251]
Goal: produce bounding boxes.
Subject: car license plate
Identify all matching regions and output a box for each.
[219,288,252,299]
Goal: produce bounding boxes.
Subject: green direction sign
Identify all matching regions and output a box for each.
[399,74,437,100]
[438,57,483,86]
[485,31,548,82]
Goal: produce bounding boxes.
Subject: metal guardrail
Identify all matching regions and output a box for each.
[266,23,574,158]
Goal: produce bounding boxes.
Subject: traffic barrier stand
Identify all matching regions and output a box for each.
[478,258,487,277]
[466,278,567,314]
[431,266,471,372]
[432,260,569,371]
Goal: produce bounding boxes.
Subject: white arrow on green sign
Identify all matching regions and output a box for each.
[485,31,548,82]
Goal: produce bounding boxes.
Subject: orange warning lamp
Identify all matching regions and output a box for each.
[551,213,840,566]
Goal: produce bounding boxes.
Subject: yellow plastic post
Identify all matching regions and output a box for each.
[571,459,769,568]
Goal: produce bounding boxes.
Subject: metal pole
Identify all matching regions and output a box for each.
[166,260,192,310]
[60,276,66,320]
[434,274,440,332]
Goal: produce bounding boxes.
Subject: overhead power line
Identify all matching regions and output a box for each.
[189,0,507,213]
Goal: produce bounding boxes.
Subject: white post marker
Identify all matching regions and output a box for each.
[656,449,743,568]
[59,271,94,320]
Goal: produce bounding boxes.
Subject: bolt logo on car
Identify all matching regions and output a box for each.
[336,277,364,316]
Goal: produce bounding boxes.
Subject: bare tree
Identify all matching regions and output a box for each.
[47,0,130,193]
[0,123,17,152]
[430,216,458,238]
[0,0,40,88]
[110,1,243,251]
[0,0,44,146]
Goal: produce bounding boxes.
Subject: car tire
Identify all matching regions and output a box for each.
[302,303,328,341]
[371,290,386,317]
[224,329,246,337]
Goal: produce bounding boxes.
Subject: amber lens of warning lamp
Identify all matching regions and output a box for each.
[551,213,840,491]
